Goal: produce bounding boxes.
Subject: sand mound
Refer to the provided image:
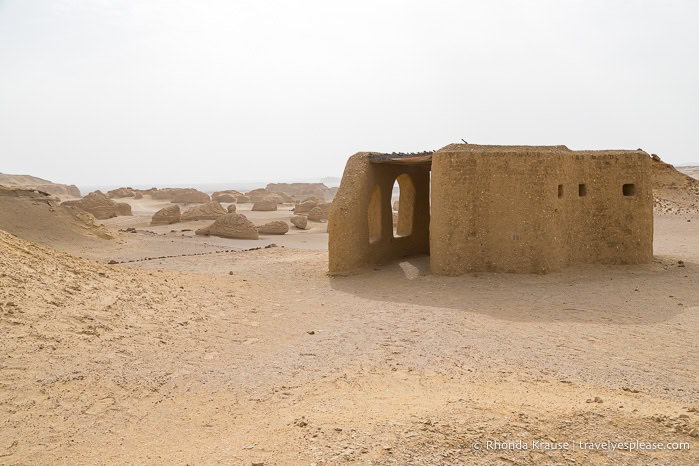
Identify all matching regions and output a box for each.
[151,205,181,225]
[651,154,699,215]
[0,186,115,245]
[257,221,289,235]
[62,191,132,219]
[0,172,81,198]
[181,201,227,221]
[195,213,259,239]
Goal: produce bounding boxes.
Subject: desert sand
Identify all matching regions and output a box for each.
[1,168,698,464]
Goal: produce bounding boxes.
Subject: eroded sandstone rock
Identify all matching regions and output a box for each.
[290,215,307,229]
[257,221,289,235]
[181,201,227,221]
[62,191,132,220]
[195,213,259,239]
[151,205,181,225]
[252,200,277,211]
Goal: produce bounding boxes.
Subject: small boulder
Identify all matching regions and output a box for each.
[294,199,319,214]
[181,201,227,221]
[308,207,324,222]
[151,205,181,225]
[307,203,331,222]
[252,200,277,211]
[257,221,289,235]
[227,204,237,213]
[195,213,259,239]
[290,215,307,229]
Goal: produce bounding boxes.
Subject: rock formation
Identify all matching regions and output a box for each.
[246,188,274,202]
[212,193,235,203]
[290,215,308,229]
[170,189,210,204]
[307,207,324,222]
[195,213,259,239]
[650,154,699,215]
[212,190,242,203]
[227,204,237,213]
[307,202,332,222]
[62,191,132,220]
[0,172,81,198]
[236,195,251,203]
[266,183,334,200]
[252,200,277,211]
[107,187,136,198]
[651,154,699,190]
[181,201,227,221]
[293,198,320,214]
[151,205,181,225]
[257,221,289,235]
[393,200,399,211]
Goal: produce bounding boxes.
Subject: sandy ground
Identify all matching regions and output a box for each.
[1,199,698,464]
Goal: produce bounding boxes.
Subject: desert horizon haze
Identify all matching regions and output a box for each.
[1,0,699,187]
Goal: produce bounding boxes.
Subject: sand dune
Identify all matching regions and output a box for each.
[0,186,114,247]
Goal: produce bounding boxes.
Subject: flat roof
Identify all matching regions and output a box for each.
[368,144,646,165]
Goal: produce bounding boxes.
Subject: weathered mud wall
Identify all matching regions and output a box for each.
[430,149,563,274]
[328,153,430,275]
[430,146,653,275]
[330,145,653,276]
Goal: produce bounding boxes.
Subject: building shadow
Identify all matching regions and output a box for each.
[328,254,697,325]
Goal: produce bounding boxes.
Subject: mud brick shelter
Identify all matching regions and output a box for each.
[328,144,653,275]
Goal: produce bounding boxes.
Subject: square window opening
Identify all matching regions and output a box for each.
[623,184,636,197]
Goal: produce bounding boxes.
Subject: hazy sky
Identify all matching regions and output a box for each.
[1,0,698,187]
